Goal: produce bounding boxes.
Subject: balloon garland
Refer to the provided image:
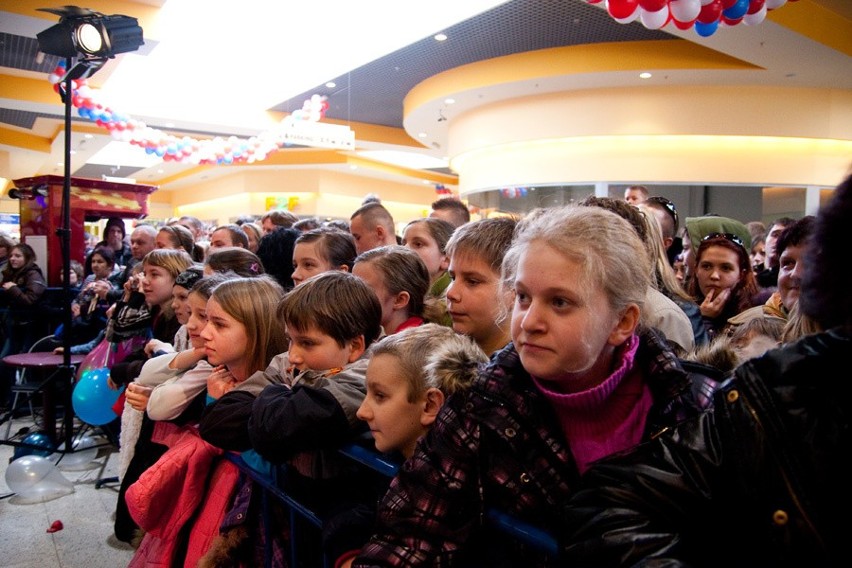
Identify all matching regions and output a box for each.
[589,0,797,37]
[48,60,332,165]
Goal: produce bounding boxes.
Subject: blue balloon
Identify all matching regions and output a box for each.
[694,20,719,37]
[723,0,749,20]
[14,431,55,461]
[72,368,123,426]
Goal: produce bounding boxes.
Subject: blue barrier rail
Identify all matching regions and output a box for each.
[224,439,560,566]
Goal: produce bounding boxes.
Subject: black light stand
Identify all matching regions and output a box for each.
[33,5,143,457]
[57,58,75,456]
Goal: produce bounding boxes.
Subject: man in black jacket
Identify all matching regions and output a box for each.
[562,171,852,568]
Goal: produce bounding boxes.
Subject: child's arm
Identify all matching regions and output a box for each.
[248,361,368,464]
[146,360,213,421]
[198,354,290,451]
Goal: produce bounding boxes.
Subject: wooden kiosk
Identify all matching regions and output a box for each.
[10,175,157,286]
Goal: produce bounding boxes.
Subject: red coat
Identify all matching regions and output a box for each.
[126,423,240,567]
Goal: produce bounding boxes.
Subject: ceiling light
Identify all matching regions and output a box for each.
[418,132,428,138]
[444,98,455,105]
[434,33,447,41]
[84,133,93,139]
[639,72,652,79]
[326,81,336,88]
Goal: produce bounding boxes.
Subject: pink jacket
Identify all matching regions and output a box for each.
[126,423,240,567]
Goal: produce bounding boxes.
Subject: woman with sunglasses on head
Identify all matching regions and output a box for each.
[687,231,759,340]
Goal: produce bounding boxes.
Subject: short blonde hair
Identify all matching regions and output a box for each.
[371,323,487,402]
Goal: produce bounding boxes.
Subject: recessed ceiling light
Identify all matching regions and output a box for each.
[434,33,447,41]
[84,134,93,139]
[418,132,428,138]
[326,81,336,88]
[70,150,76,155]
[639,72,652,79]
[157,169,164,174]
[444,98,455,105]
[350,164,358,170]
[423,179,431,184]
[165,122,175,128]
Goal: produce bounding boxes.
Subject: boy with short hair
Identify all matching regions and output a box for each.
[200,271,383,457]
[444,216,518,355]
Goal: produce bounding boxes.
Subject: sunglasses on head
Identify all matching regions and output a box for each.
[703,232,745,249]
[645,196,678,228]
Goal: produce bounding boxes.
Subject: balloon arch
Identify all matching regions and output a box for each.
[590,0,797,38]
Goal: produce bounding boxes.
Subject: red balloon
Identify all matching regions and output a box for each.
[607,0,640,20]
[747,0,765,14]
[639,0,668,10]
[722,14,744,25]
[672,17,696,29]
[697,0,722,23]
[721,0,737,7]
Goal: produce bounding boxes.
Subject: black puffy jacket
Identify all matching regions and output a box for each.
[563,329,850,568]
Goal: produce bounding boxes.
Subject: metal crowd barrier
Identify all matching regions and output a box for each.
[224,440,559,567]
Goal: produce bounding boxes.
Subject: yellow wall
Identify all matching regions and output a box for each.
[151,168,439,228]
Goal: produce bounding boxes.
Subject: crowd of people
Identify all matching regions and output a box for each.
[1,172,848,566]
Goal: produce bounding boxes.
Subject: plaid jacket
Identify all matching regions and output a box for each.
[354,327,719,567]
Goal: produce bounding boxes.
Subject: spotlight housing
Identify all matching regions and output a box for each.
[36,6,143,60]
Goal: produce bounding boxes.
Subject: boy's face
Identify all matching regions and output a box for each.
[446,251,509,354]
[357,353,427,458]
[286,324,363,372]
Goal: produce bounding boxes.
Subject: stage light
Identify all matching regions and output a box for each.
[36,7,143,60]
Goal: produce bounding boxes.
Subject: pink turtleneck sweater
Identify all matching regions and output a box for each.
[531,334,653,474]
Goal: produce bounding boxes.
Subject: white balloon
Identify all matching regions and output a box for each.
[765,0,787,9]
[58,434,100,471]
[670,0,701,22]
[640,5,670,30]
[5,456,74,504]
[743,4,767,25]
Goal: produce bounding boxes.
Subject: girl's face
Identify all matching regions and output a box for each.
[673,257,686,285]
[292,241,335,286]
[750,242,766,271]
[141,263,176,308]
[285,324,361,372]
[200,297,248,371]
[90,253,111,279]
[511,241,629,391]
[402,223,448,281]
[155,230,178,250]
[696,245,744,300]
[68,269,80,287]
[352,261,396,330]
[245,228,260,253]
[185,293,209,349]
[8,248,26,270]
[170,285,192,326]
[357,354,426,458]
